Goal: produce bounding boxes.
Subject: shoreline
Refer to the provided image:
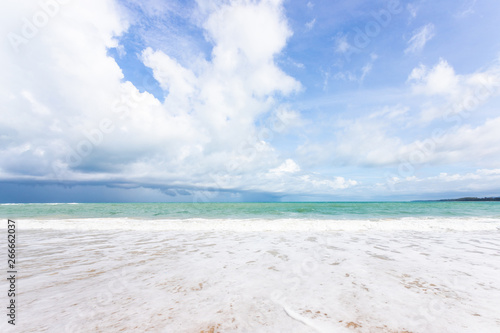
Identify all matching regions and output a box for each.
[14,217,500,232]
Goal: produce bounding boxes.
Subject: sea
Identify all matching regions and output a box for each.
[1,201,500,220]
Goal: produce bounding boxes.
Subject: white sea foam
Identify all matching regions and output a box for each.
[2,218,499,332]
[18,217,500,232]
[0,202,80,205]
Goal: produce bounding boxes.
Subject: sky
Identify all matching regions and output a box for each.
[1,0,500,202]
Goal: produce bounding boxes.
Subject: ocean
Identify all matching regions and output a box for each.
[2,201,500,220]
[2,202,500,332]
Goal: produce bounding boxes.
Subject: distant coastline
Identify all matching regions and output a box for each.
[415,197,500,202]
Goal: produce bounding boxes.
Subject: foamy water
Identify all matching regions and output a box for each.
[1,217,499,332]
[15,217,500,232]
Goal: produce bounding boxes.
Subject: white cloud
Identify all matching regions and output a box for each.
[408,59,459,95]
[269,105,303,133]
[3,1,498,200]
[359,62,373,82]
[203,0,293,67]
[430,116,500,167]
[409,58,500,122]
[385,168,500,195]
[124,0,178,17]
[455,0,477,18]
[335,34,351,54]
[334,53,377,83]
[333,71,357,82]
[1,0,130,174]
[254,167,358,194]
[333,117,404,167]
[140,0,302,147]
[142,47,198,101]
[332,109,500,171]
[407,3,418,20]
[303,59,500,172]
[283,57,305,69]
[298,175,357,191]
[1,0,358,198]
[368,105,409,120]
[269,159,300,175]
[305,18,316,31]
[405,23,435,54]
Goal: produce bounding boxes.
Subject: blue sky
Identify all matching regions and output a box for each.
[1,0,500,202]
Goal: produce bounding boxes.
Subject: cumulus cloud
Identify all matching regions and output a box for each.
[384,168,500,195]
[1,0,130,175]
[302,58,500,177]
[3,1,498,201]
[0,0,357,198]
[333,116,405,167]
[269,159,300,175]
[428,117,500,167]
[331,103,500,172]
[408,59,459,95]
[409,58,500,122]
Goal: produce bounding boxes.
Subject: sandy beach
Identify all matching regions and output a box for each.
[2,218,500,332]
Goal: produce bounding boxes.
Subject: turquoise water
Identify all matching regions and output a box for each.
[1,202,500,220]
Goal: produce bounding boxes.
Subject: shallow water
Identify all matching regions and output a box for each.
[1,201,500,220]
